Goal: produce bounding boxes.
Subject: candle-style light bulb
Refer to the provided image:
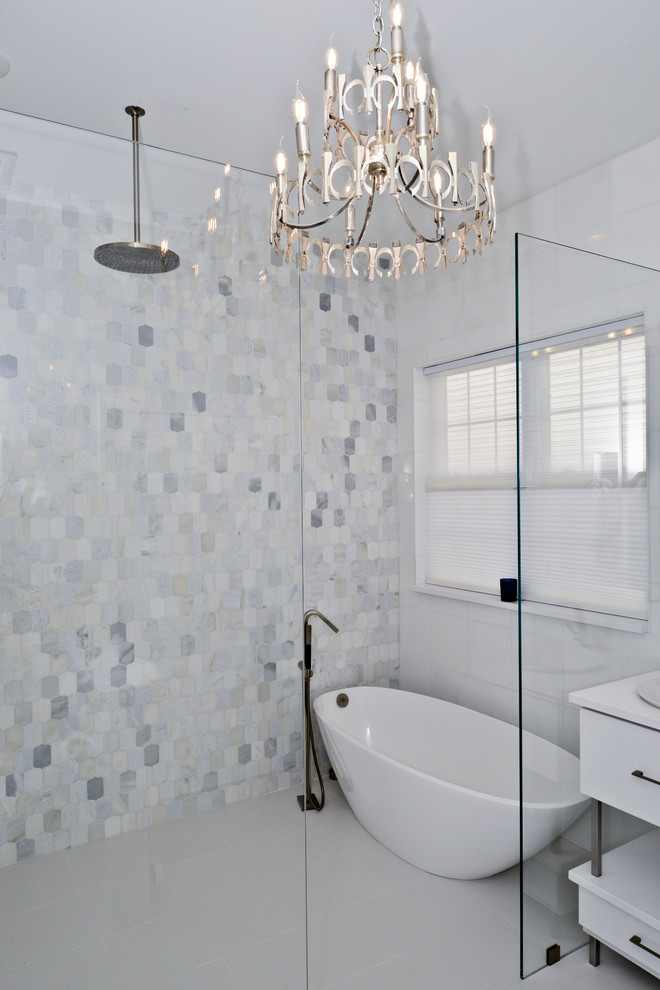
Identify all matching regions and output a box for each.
[292,89,311,161]
[432,170,442,203]
[415,71,429,105]
[292,95,309,124]
[345,198,356,248]
[324,44,338,107]
[481,110,495,177]
[403,58,416,111]
[415,68,430,142]
[390,3,404,60]
[275,150,288,175]
[481,118,496,147]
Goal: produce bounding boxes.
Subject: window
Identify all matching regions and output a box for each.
[417,318,648,620]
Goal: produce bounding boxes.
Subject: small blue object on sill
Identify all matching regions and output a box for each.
[500,578,517,603]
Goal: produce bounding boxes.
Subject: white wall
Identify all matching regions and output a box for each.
[396,135,660,743]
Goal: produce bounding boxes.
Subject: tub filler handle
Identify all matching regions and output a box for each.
[304,609,339,670]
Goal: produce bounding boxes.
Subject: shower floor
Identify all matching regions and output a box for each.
[0,780,655,989]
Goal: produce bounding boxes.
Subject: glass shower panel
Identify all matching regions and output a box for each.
[0,110,307,989]
[516,233,660,977]
[297,259,400,988]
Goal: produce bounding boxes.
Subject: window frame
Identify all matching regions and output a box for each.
[413,316,649,632]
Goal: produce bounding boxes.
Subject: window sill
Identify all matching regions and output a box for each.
[412,583,649,634]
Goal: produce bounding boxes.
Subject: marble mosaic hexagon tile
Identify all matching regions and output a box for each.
[299,271,399,712]
[0,165,399,865]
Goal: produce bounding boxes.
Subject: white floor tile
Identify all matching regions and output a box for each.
[0,941,122,990]
[397,912,522,990]
[305,807,379,860]
[104,884,298,988]
[374,866,518,946]
[144,957,244,990]
[165,832,310,908]
[65,830,153,890]
[0,888,114,971]
[302,841,423,921]
[224,927,307,990]
[516,893,582,960]
[143,809,236,864]
[208,787,305,846]
[0,850,79,914]
[307,896,420,989]
[1,782,657,990]
[0,870,183,974]
[330,948,447,990]
[85,869,185,935]
[267,869,306,926]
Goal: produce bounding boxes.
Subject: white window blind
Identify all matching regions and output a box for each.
[421,320,648,618]
[424,352,517,593]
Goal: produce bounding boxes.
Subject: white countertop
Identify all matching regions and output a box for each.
[569,671,660,731]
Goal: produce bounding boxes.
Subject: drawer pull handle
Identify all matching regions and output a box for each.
[630,935,660,960]
[631,769,660,786]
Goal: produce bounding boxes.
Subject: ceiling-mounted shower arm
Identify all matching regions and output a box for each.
[125,105,145,244]
[94,103,179,274]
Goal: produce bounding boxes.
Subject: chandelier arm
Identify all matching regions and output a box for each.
[395,161,489,214]
[330,114,360,150]
[393,192,444,244]
[279,196,355,232]
[400,168,417,195]
[353,180,377,248]
[383,87,398,143]
[407,192,482,214]
[488,183,497,234]
[306,177,323,197]
[404,184,489,214]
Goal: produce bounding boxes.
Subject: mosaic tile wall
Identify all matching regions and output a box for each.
[300,272,399,708]
[0,159,398,865]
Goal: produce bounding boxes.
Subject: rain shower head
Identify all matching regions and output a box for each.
[94,240,180,274]
[95,106,180,275]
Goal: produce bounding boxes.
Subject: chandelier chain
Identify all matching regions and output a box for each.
[372,0,383,46]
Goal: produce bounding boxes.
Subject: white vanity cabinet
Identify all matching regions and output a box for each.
[569,672,660,978]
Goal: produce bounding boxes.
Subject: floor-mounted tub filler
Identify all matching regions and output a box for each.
[314,686,589,880]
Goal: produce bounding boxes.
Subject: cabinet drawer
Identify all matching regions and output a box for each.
[580,709,660,826]
[580,888,660,979]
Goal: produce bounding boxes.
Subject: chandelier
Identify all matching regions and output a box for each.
[269,0,496,281]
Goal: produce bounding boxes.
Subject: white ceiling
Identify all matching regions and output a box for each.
[1,0,659,211]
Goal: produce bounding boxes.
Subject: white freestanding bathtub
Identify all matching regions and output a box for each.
[314,686,589,880]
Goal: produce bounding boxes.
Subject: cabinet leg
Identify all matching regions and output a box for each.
[591,799,602,877]
[589,936,601,967]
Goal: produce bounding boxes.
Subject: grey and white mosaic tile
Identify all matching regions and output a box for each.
[0,159,399,866]
[300,272,399,721]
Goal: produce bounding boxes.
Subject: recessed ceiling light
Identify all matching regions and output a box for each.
[0,54,10,78]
